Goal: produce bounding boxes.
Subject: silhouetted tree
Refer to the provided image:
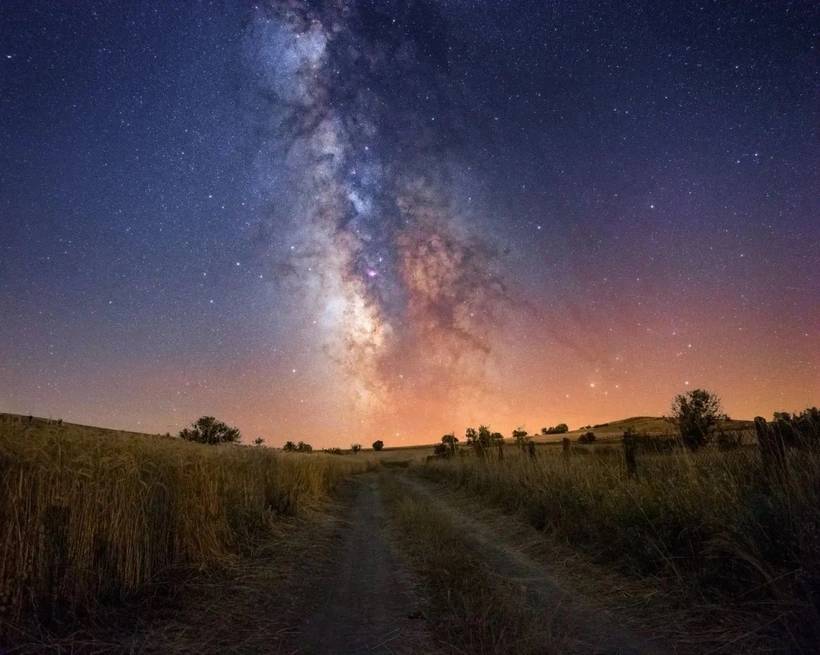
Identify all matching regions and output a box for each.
[296,441,312,453]
[441,433,459,454]
[283,440,297,452]
[253,437,264,447]
[372,440,384,451]
[179,416,240,445]
[671,388,725,450]
[350,443,362,454]
[465,427,478,444]
[512,428,528,448]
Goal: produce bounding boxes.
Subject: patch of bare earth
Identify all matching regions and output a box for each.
[292,473,437,654]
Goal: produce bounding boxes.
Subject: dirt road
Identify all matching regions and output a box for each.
[72,471,668,654]
[293,474,435,654]
[290,471,664,655]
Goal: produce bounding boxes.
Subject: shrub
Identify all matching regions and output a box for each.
[577,431,596,444]
[179,416,241,445]
[433,443,451,457]
[372,440,384,451]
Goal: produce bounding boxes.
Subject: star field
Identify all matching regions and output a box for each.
[1,1,817,446]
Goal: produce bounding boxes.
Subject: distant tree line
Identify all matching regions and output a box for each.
[283,440,313,453]
[541,424,569,435]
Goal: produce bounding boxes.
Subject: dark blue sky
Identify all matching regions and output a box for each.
[1,1,817,444]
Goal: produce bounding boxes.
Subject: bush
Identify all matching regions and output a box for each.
[433,443,451,457]
[577,431,596,444]
[179,416,240,445]
[372,440,384,451]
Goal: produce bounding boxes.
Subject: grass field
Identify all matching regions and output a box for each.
[3,411,818,653]
[0,414,369,643]
[417,436,820,649]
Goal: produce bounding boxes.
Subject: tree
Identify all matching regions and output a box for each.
[465,427,478,444]
[179,416,240,445]
[350,443,362,454]
[441,433,459,454]
[478,425,492,448]
[512,428,529,448]
[253,437,264,447]
[372,440,384,451]
[296,441,312,453]
[283,440,297,452]
[671,388,725,450]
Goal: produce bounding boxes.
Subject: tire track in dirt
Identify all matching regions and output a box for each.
[397,473,668,655]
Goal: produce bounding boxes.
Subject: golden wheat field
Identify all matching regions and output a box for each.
[0,415,369,634]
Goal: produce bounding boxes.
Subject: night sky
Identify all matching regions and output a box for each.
[2,1,818,447]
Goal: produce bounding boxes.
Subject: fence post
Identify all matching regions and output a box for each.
[561,437,571,460]
[526,440,537,460]
[755,416,788,483]
[623,430,638,479]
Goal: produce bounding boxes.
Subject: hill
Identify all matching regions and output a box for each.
[0,412,166,441]
[531,415,755,443]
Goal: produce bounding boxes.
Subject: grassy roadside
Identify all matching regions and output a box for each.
[381,474,560,655]
[0,420,369,644]
[417,446,820,650]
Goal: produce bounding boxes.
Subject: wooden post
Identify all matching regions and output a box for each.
[755,416,788,483]
[526,440,537,460]
[623,430,638,479]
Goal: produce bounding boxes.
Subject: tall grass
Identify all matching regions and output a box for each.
[0,419,368,633]
[419,444,820,644]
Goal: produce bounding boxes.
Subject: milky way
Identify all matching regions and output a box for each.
[249,1,509,415]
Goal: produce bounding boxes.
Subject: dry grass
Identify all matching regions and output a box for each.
[418,444,820,650]
[382,475,560,654]
[0,416,368,641]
